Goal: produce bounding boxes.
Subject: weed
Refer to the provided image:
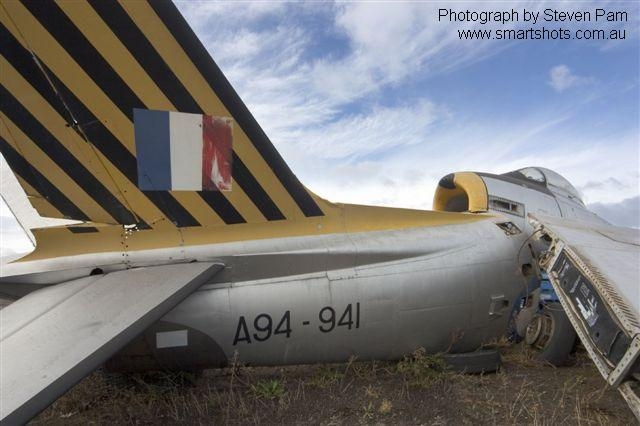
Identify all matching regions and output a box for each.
[363,384,380,398]
[361,401,375,423]
[396,347,448,387]
[481,335,512,350]
[249,379,286,400]
[378,399,392,414]
[308,365,345,388]
[501,341,540,367]
[31,343,636,424]
[326,413,347,425]
[224,350,245,420]
[349,359,396,380]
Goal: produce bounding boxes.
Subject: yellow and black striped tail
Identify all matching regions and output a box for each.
[0,0,325,231]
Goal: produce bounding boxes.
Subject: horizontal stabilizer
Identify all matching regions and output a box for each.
[0,262,222,424]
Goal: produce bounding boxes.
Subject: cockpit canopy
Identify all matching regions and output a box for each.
[511,167,584,205]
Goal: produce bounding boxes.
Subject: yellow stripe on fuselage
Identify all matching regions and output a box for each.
[19,205,493,261]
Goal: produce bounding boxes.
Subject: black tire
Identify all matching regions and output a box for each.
[443,349,501,374]
[527,302,577,366]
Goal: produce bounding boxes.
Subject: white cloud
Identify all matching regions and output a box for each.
[0,213,32,257]
[174,1,519,151]
[175,1,287,30]
[281,100,443,161]
[589,196,640,229]
[173,1,637,163]
[548,65,592,92]
[1,2,638,257]
[178,1,638,212]
[328,2,508,87]
[298,112,639,212]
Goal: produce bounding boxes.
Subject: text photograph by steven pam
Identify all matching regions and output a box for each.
[438,6,632,41]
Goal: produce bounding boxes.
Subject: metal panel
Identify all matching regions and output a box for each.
[530,214,640,420]
[0,262,222,424]
[160,219,524,365]
[531,214,639,334]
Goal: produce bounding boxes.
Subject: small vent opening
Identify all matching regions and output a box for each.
[489,196,524,217]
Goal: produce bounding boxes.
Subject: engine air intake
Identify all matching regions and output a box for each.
[433,172,488,213]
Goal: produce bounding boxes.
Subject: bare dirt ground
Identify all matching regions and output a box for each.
[32,343,635,425]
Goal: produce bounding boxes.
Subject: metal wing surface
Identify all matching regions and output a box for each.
[529,214,640,417]
[0,262,222,424]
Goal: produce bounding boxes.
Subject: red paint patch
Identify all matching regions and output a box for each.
[202,116,232,191]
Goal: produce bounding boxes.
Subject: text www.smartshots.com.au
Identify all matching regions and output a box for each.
[439,8,629,41]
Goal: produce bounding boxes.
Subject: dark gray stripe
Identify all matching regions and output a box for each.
[0,85,136,224]
[87,0,201,114]
[0,22,196,228]
[68,226,99,233]
[91,1,285,221]
[22,0,142,121]
[198,192,245,225]
[148,0,324,217]
[0,137,90,221]
[24,0,249,226]
[232,154,285,221]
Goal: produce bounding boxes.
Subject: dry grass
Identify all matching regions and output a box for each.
[31,343,634,425]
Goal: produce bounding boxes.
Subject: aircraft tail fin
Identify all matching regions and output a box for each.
[0,0,324,231]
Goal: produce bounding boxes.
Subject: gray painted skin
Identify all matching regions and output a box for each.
[158,220,528,368]
[111,168,607,369]
[1,168,599,371]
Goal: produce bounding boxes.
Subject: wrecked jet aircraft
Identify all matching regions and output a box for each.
[1,0,638,422]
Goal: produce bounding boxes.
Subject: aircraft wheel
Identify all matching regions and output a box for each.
[524,302,576,366]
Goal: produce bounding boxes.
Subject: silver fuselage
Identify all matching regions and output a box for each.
[2,168,599,370]
[2,215,528,369]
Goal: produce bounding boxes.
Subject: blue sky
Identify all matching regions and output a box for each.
[174,0,639,214]
[1,0,639,254]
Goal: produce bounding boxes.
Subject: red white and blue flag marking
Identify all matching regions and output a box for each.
[134,109,233,191]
